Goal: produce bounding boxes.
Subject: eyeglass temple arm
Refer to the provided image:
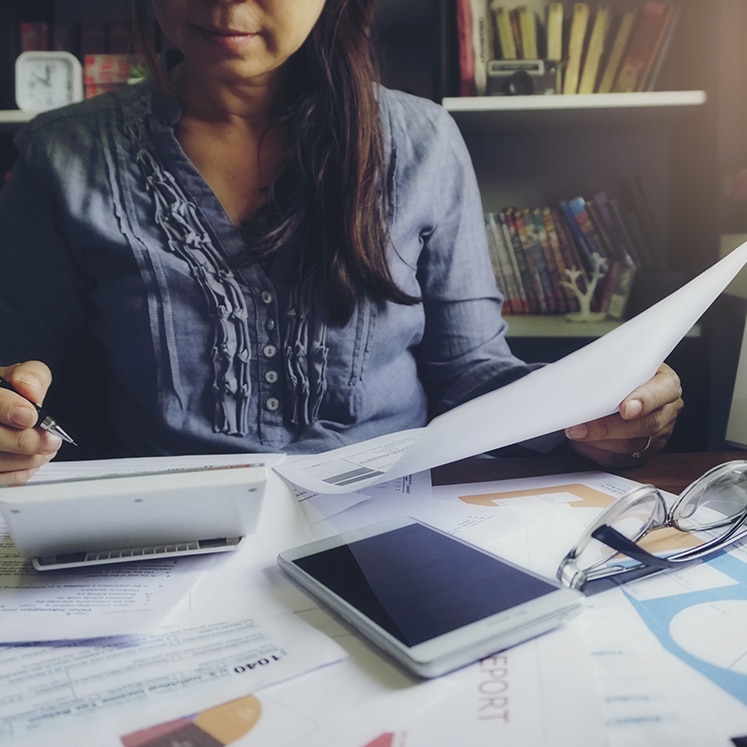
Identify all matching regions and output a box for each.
[591,525,683,571]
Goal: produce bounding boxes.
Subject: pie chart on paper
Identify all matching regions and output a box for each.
[120,694,261,746]
[669,600,747,674]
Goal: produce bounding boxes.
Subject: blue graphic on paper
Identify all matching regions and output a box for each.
[624,552,747,706]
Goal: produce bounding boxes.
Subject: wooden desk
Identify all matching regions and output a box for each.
[618,450,747,494]
[432,450,747,495]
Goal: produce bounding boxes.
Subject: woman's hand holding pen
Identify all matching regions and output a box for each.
[0,361,62,486]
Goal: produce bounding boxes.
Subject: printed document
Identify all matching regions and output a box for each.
[277,242,747,494]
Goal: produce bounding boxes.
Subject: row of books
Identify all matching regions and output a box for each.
[485,189,664,319]
[450,1,680,97]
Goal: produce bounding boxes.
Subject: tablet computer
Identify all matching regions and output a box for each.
[0,463,267,570]
[278,516,584,678]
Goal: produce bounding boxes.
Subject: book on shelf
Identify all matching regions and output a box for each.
[563,3,591,95]
[496,210,530,312]
[545,2,564,62]
[596,7,638,94]
[19,21,50,51]
[515,5,539,60]
[83,54,139,98]
[486,213,526,313]
[490,2,517,60]
[503,208,542,313]
[562,196,613,310]
[531,206,571,312]
[642,4,680,92]
[577,5,611,95]
[436,0,460,99]
[541,207,579,312]
[514,207,553,313]
[618,175,667,270]
[456,0,477,96]
[586,193,638,319]
[613,1,674,93]
[470,0,493,95]
[549,206,585,283]
[587,191,640,266]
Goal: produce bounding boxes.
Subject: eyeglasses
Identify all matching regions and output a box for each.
[557,460,747,593]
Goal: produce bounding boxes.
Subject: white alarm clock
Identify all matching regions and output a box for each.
[15,50,84,112]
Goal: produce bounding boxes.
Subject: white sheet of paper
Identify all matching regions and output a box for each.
[0,612,346,747]
[0,537,212,642]
[277,242,747,494]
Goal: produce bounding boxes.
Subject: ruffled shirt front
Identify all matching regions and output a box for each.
[0,81,534,458]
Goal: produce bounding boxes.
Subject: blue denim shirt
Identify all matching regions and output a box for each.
[0,82,533,458]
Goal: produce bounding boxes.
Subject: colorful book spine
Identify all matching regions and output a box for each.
[487,212,525,313]
[517,207,554,313]
[497,210,530,313]
[547,208,583,311]
[485,213,513,312]
[540,207,573,313]
[503,208,540,313]
[531,207,567,312]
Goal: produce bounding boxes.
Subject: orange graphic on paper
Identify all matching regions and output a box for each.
[194,694,262,743]
[459,483,615,509]
[459,484,702,554]
[121,694,261,747]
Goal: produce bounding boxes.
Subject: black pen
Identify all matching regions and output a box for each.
[0,375,77,446]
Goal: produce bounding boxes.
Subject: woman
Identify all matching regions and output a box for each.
[0,0,682,485]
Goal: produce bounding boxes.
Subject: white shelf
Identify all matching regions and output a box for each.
[442,90,707,133]
[0,110,34,132]
[505,314,701,338]
[504,315,620,337]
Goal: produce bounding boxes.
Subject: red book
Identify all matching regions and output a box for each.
[456,0,476,96]
[613,2,670,92]
[20,22,50,51]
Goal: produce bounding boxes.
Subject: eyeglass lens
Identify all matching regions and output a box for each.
[673,461,747,533]
[574,487,665,574]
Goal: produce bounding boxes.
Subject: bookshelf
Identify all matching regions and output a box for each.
[409,0,736,450]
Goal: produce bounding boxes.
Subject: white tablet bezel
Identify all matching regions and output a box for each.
[278,516,584,678]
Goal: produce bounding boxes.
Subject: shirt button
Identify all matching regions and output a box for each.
[265,370,279,384]
[263,344,277,358]
[266,397,280,412]
[261,291,273,304]
[266,319,276,331]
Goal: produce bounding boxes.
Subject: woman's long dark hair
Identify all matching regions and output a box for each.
[132,0,419,324]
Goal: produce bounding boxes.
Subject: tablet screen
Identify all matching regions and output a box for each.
[292,522,558,646]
